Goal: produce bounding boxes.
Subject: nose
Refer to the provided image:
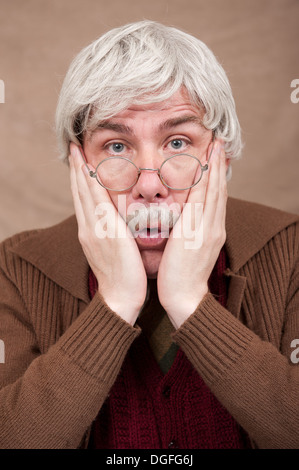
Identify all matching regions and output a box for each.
[131,165,169,202]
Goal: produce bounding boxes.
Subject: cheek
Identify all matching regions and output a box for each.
[166,192,190,215]
[110,193,132,219]
[86,157,100,172]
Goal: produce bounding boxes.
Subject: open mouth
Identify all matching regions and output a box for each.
[137,227,170,238]
[125,204,180,247]
[134,226,169,250]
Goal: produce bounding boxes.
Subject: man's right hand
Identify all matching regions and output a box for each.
[69,143,147,326]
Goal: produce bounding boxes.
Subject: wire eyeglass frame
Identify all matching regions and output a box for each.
[80,131,216,192]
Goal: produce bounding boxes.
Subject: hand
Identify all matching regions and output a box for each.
[69,143,147,325]
[157,139,228,329]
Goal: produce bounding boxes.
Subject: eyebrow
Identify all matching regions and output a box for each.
[159,115,205,131]
[95,114,204,136]
[96,121,134,135]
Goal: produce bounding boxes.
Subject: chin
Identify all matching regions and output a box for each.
[140,250,163,279]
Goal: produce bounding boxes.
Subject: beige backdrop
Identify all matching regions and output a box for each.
[0,0,298,241]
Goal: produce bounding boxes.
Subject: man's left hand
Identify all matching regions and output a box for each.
[157,139,228,329]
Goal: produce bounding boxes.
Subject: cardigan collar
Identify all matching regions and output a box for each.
[9,197,299,304]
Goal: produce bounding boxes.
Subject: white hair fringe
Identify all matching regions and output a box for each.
[55,20,243,177]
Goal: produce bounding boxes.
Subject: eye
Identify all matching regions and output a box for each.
[110,142,125,153]
[169,139,185,151]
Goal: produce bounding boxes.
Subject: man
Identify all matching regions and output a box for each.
[0,20,298,449]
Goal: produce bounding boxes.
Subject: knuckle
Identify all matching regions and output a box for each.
[78,229,87,246]
[213,229,226,245]
[77,189,85,201]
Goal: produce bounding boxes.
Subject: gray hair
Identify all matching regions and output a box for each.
[55,20,242,177]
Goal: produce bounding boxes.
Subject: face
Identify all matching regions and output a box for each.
[82,88,213,278]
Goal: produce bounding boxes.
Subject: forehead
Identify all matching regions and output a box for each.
[88,91,206,140]
[84,88,208,145]
[113,88,203,120]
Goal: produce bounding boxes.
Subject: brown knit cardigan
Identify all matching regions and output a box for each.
[0,197,298,449]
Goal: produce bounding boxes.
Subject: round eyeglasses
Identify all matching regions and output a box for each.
[80,134,215,192]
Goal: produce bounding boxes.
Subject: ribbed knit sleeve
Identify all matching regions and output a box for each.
[172,293,255,384]
[0,238,140,449]
[59,291,140,381]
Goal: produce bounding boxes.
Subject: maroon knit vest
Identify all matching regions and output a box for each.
[88,249,251,449]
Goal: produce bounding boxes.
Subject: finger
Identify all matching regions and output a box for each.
[69,149,86,227]
[177,139,220,243]
[201,140,222,228]
[187,138,216,205]
[216,145,228,227]
[74,144,116,209]
[206,145,227,250]
[71,144,125,239]
[70,143,101,227]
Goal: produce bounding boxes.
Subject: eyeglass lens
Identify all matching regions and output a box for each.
[95,154,202,191]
